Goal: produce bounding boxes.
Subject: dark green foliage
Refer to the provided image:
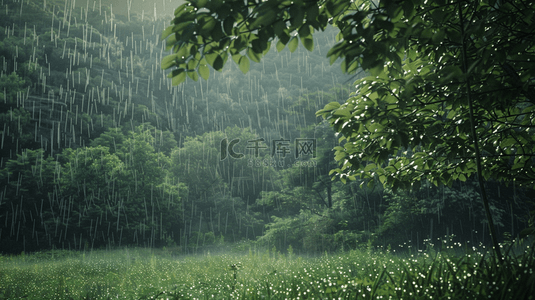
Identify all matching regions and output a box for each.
[313,1,535,189]
[0,149,56,252]
[0,125,185,252]
[1,0,346,252]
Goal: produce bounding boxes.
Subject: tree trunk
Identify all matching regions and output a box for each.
[327,181,332,209]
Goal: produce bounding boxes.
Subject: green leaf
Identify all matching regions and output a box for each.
[213,55,224,71]
[301,37,314,51]
[500,137,517,148]
[252,39,266,53]
[232,35,247,50]
[306,5,319,21]
[223,16,235,35]
[441,65,463,81]
[211,21,224,41]
[190,0,208,8]
[288,36,298,52]
[175,45,189,57]
[369,62,384,76]
[247,48,261,63]
[198,64,210,80]
[187,70,199,81]
[239,56,250,74]
[520,227,535,239]
[187,58,197,70]
[276,40,286,52]
[289,4,305,27]
[232,53,243,64]
[161,26,174,41]
[161,54,177,70]
[432,29,446,44]
[200,16,216,32]
[323,102,341,111]
[250,10,276,28]
[205,53,218,66]
[379,175,387,184]
[273,20,286,36]
[333,107,351,117]
[170,69,186,85]
[326,0,348,17]
[346,61,359,73]
[317,102,342,117]
[165,34,178,51]
[402,1,416,19]
[298,24,310,39]
[446,110,457,120]
[278,29,291,45]
[364,163,376,172]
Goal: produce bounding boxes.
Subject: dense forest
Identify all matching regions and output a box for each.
[1,0,533,255]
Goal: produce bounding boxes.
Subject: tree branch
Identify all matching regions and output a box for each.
[458,1,504,264]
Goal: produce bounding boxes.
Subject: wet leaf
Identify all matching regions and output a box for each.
[288,36,298,52]
[239,56,250,74]
[198,64,210,80]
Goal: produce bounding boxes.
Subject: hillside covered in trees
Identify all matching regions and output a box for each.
[1,0,533,255]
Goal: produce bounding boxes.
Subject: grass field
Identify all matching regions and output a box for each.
[1,240,534,299]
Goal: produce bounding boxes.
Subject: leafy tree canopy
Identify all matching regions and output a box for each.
[163,0,535,258]
[162,0,535,190]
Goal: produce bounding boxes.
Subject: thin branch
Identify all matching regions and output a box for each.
[458,1,504,264]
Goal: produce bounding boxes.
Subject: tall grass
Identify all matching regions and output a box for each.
[0,240,533,299]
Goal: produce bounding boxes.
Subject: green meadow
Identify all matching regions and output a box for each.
[1,240,534,300]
